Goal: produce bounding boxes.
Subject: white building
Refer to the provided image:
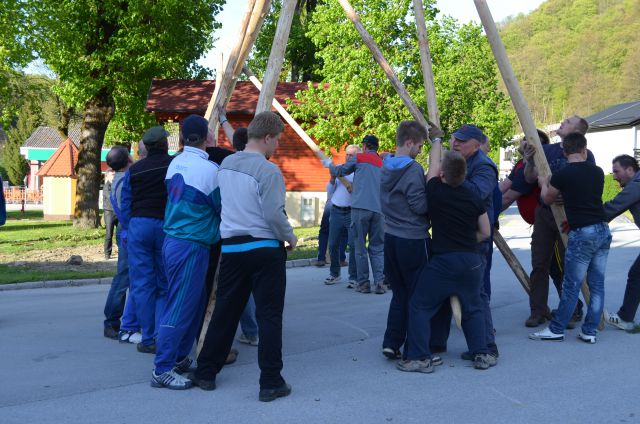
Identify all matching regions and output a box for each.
[585,101,640,170]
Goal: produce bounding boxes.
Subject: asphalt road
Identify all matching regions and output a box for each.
[2,212,640,424]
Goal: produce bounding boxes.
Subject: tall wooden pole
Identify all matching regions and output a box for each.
[256,0,297,114]
[204,0,271,142]
[412,0,440,127]
[473,0,593,309]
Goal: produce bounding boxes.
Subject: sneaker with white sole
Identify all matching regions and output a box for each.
[577,331,596,344]
[119,330,142,344]
[473,353,497,370]
[529,326,564,341]
[324,275,342,285]
[396,359,434,373]
[151,369,193,390]
[346,280,357,289]
[605,311,634,331]
[238,333,259,346]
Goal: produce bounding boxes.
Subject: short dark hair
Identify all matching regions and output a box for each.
[441,150,467,187]
[233,128,248,151]
[613,154,639,172]
[574,115,589,135]
[106,146,130,171]
[523,129,550,145]
[396,121,428,147]
[247,112,284,139]
[561,132,587,154]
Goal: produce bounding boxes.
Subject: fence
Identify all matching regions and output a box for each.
[4,187,43,204]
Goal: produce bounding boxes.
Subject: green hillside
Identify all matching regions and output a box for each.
[501,0,640,124]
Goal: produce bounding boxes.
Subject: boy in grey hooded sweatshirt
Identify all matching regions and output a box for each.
[380,120,440,359]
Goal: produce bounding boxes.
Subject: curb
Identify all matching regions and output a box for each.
[0,259,318,292]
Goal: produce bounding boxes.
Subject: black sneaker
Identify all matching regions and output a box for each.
[259,383,292,402]
[382,347,401,359]
[460,351,473,361]
[488,342,499,358]
[173,357,195,374]
[189,373,216,391]
[137,342,156,354]
[104,327,119,340]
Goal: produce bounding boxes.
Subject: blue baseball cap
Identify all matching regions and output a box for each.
[181,114,209,143]
[452,124,485,142]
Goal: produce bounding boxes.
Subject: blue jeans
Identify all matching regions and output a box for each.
[128,217,168,346]
[103,231,130,330]
[239,294,258,338]
[351,208,384,285]
[549,223,611,336]
[329,206,356,280]
[318,208,348,262]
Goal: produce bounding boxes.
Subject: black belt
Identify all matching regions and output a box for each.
[333,205,351,211]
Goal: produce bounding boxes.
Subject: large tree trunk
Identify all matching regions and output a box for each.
[73,90,114,228]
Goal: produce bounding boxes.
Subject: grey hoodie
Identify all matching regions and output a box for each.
[380,155,429,239]
[604,170,640,228]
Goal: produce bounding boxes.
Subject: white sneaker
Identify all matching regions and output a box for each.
[324,275,342,285]
[529,326,564,341]
[128,332,142,344]
[605,311,634,331]
[577,331,596,344]
[150,369,193,390]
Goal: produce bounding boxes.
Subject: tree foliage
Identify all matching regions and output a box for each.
[21,0,224,227]
[282,0,514,153]
[501,0,640,124]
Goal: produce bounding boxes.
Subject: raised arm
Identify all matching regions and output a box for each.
[426,139,442,182]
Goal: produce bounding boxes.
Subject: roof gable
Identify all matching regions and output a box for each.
[37,138,79,177]
[586,100,640,130]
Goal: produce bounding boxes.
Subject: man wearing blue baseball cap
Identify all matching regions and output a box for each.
[430,124,499,362]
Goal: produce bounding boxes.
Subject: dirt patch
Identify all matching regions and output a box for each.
[1,244,118,273]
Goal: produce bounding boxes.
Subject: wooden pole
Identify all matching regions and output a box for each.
[204,0,271,142]
[412,0,440,127]
[337,0,429,130]
[411,0,461,329]
[256,0,297,114]
[243,66,352,190]
[493,228,531,293]
[473,0,593,310]
[196,257,220,356]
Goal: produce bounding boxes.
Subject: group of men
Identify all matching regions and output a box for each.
[99,108,640,394]
[101,111,295,402]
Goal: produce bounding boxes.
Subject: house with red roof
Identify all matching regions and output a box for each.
[37,138,79,220]
[146,79,346,227]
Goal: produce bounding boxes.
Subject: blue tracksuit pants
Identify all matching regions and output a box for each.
[128,217,167,346]
[154,236,210,374]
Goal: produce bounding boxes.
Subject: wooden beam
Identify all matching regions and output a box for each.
[337,0,429,130]
[493,228,531,293]
[256,0,297,114]
[412,0,440,127]
[473,0,594,312]
[204,0,271,143]
[243,66,352,191]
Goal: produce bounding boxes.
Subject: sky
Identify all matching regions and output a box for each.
[197,0,547,71]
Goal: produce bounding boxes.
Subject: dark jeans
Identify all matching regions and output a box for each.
[318,207,347,262]
[407,252,488,360]
[530,206,583,316]
[103,231,129,330]
[618,252,640,322]
[196,246,287,390]
[329,206,355,280]
[382,234,429,355]
[104,209,117,257]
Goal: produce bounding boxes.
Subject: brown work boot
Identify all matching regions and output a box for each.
[525,314,547,328]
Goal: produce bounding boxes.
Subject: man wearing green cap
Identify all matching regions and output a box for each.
[120,126,173,354]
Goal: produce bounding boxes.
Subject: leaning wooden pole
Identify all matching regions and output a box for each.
[473,0,593,310]
[243,66,352,190]
[411,0,461,329]
[256,0,297,114]
[204,0,271,142]
[337,0,429,130]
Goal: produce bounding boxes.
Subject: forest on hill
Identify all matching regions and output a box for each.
[501,0,640,124]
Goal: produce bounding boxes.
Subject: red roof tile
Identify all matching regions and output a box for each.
[37,138,78,177]
[145,79,310,115]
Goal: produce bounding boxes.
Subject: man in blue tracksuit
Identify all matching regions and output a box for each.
[120,126,173,354]
[151,115,221,390]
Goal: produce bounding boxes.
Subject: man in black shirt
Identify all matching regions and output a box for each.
[398,142,494,373]
[530,133,611,344]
